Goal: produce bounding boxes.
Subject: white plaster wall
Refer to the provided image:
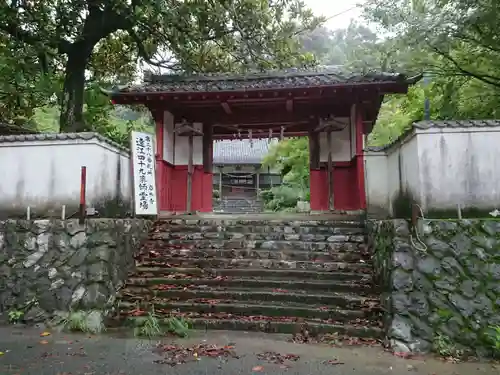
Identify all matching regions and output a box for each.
[364,151,389,215]
[163,111,174,163]
[319,117,353,162]
[417,128,500,211]
[173,122,203,165]
[0,137,131,212]
[365,133,419,217]
[386,135,419,215]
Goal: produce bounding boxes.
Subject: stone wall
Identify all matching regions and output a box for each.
[0,219,151,323]
[371,218,500,357]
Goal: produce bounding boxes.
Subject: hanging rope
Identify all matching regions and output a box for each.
[410,204,428,253]
[221,171,257,178]
[219,183,259,190]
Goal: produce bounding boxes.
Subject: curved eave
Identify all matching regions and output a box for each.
[102,79,417,104]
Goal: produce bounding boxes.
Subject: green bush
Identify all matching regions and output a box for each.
[260,185,308,211]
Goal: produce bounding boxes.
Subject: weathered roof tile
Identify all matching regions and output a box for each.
[109,67,418,94]
[365,119,500,152]
[0,132,129,152]
[213,139,277,165]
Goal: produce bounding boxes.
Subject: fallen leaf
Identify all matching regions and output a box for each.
[40,332,51,337]
[40,340,49,345]
[252,366,264,372]
[0,352,4,355]
[322,359,344,365]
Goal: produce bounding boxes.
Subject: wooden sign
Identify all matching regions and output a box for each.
[131,131,158,216]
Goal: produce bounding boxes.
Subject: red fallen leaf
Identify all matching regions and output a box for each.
[318,306,329,311]
[129,308,146,316]
[272,289,288,293]
[154,284,180,290]
[252,366,264,372]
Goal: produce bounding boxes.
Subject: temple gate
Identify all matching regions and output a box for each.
[104,68,418,213]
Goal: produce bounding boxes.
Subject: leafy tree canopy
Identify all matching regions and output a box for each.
[0,0,322,137]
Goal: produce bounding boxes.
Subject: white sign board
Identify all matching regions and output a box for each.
[131,131,158,215]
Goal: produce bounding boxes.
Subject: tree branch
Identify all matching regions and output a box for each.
[428,43,500,88]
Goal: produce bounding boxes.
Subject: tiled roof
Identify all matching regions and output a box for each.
[0,132,129,152]
[412,119,500,129]
[365,119,500,152]
[213,138,278,165]
[106,67,419,94]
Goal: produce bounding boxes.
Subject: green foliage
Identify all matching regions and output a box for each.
[362,0,500,144]
[262,137,309,211]
[263,137,309,188]
[483,326,500,358]
[62,310,106,334]
[134,312,163,338]
[0,0,322,133]
[8,309,24,324]
[133,311,190,339]
[260,185,308,211]
[433,333,465,358]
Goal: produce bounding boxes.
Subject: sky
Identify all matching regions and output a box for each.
[303,0,363,30]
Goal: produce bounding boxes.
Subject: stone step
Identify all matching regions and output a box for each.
[133,267,370,281]
[125,277,374,294]
[121,316,383,338]
[144,239,365,252]
[136,258,372,272]
[151,223,364,236]
[149,231,366,243]
[118,300,379,322]
[120,288,377,308]
[154,218,363,228]
[139,248,370,262]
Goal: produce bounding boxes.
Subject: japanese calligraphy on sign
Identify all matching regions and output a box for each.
[131,131,158,216]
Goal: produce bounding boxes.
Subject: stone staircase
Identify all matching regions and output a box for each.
[213,197,263,213]
[117,217,382,338]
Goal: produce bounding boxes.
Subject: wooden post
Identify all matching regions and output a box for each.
[327,130,334,211]
[203,123,213,173]
[186,133,193,213]
[255,166,260,195]
[219,167,223,200]
[309,131,320,170]
[79,166,87,223]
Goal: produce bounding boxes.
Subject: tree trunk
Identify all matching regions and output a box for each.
[59,42,93,133]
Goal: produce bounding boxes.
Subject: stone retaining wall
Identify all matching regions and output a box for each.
[0,219,151,323]
[371,219,500,357]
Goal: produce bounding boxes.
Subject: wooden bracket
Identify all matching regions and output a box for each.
[174,123,204,136]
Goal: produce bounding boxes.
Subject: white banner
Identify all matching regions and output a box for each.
[131,131,158,216]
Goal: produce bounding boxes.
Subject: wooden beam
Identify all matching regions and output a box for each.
[174,123,204,136]
[203,123,213,173]
[221,102,232,114]
[314,117,348,132]
[309,131,320,170]
[327,130,334,211]
[286,99,293,112]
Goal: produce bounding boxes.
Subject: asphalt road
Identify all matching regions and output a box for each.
[0,326,497,375]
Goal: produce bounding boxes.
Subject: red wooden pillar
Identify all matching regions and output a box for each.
[202,123,214,212]
[309,131,324,211]
[153,109,166,211]
[355,106,367,210]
